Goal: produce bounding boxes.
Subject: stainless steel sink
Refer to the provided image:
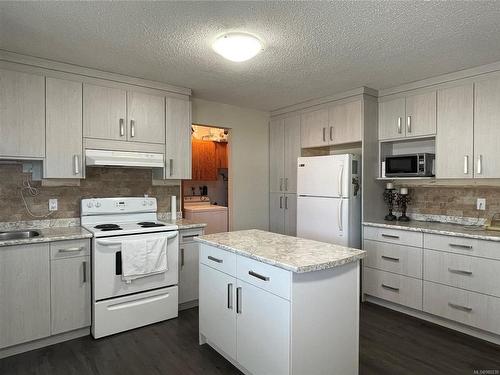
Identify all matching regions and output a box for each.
[0,230,41,240]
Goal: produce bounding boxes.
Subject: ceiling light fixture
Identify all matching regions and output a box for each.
[212,32,263,62]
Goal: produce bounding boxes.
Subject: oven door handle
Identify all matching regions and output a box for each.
[96,231,178,246]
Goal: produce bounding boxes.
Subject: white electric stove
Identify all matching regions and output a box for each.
[81,197,179,338]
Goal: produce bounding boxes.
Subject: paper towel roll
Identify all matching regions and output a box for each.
[171,195,177,221]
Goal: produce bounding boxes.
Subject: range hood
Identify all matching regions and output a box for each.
[85,149,164,168]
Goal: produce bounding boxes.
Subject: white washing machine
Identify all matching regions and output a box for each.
[183,196,228,234]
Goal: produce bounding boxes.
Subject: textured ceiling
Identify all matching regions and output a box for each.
[2,1,500,111]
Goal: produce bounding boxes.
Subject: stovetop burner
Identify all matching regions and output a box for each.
[95,224,120,229]
[100,227,123,232]
[138,222,166,228]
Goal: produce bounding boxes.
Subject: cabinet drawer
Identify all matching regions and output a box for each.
[363,268,422,310]
[363,239,422,278]
[50,239,90,260]
[363,226,422,247]
[423,249,500,298]
[424,233,500,260]
[200,244,236,276]
[180,229,203,244]
[423,281,500,335]
[237,256,291,300]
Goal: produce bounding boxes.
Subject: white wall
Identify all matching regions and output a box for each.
[191,98,270,231]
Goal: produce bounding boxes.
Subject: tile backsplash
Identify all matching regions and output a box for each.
[404,186,500,220]
[0,164,180,222]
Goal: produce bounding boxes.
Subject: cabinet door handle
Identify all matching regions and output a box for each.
[119,118,125,136]
[58,246,85,253]
[248,270,270,281]
[280,196,283,209]
[329,126,333,141]
[381,283,399,292]
[83,261,87,283]
[449,243,472,250]
[169,159,174,177]
[322,127,326,142]
[73,154,80,175]
[463,155,469,174]
[285,196,288,210]
[227,283,233,309]
[381,255,400,262]
[448,268,473,276]
[279,178,283,191]
[397,117,402,134]
[284,178,288,192]
[381,234,399,239]
[448,302,472,312]
[236,287,242,314]
[130,119,136,137]
[407,116,412,133]
[207,255,223,264]
[477,154,482,174]
[180,248,185,267]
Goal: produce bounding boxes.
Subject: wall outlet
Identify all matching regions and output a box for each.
[49,199,58,211]
[477,198,486,210]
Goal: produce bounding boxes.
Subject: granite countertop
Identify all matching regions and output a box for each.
[0,226,93,247]
[163,219,207,230]
[363,219,500,242]
[195,229,366,273]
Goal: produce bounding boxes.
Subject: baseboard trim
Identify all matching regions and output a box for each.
[364,296,500,346]
[0,327,90,359]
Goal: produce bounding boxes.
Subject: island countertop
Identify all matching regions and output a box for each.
[195,229,366,273]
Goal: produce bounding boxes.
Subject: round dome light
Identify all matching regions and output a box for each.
[212,33,263,62]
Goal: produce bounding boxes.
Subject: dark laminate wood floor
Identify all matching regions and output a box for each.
[1,302,499,375]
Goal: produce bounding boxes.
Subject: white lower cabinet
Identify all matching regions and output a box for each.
[199,243,360,375]
[269,193,297,236]
[236,280,290,375]
[178,229,203,306]
[199,263,237,359]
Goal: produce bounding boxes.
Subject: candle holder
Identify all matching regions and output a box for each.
[396,191,412,222]
[383,188,397,221]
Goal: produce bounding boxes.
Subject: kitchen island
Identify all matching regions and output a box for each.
[195,229,366,375]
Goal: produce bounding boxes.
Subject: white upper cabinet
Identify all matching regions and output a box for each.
[165,96,191,179]
[83,83,127,141]
[436,84,474,179]
[0,69,45,158]
[127,91,165,144]
[300,108,329,148]
[379,91,436,140]
[269,119,285,193]
[45,77,84,179]
[474,77,500,179]
[329,99,362,145]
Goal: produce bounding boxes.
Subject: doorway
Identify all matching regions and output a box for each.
[181,124,230,234]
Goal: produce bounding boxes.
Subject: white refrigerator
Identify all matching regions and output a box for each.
[297,154,361,248]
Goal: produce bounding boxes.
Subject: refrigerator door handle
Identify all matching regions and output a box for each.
[338,199,343,232]
[338,164,344,198]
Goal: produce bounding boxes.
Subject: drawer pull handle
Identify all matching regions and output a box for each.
[248,270,270,281]
[448,268,473,276]
[59,246,85,253]
[381,255,400,262]
[182,234,199,241]
[449,243,473,250]
[381,234,399,239]
[227,283,233,309]
[208,255,223,264]
[381,284,399,292]
[448,302,472,312]
[236,287,242,314]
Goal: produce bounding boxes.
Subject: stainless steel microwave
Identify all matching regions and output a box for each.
[385,153,435,177]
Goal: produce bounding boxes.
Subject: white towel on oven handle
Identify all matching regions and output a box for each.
[121,236,170,283]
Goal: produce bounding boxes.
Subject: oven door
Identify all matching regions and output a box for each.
[385,155,418,177]
[93,231,178,301]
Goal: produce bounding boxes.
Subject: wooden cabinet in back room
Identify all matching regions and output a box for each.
[192,139,217,180]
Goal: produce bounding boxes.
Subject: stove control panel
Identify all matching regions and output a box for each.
[81,197,158,215]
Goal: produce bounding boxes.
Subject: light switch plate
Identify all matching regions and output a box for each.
[477,198,486,210]
[49,199,58,211]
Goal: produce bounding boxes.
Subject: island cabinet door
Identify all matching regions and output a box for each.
[199,263,237,359]
[236,279,290,375]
